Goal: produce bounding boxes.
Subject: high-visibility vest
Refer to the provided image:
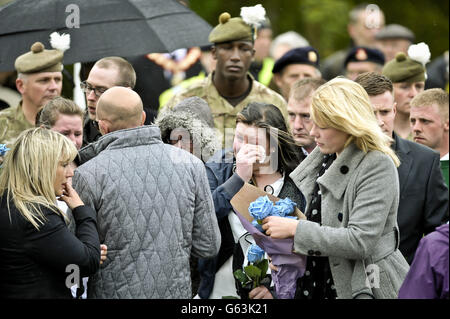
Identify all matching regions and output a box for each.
[258,57,275,86]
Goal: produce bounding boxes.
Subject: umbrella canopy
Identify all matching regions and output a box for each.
[0,0,213,71]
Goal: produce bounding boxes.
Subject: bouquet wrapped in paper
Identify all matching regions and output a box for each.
[231,183,307,299]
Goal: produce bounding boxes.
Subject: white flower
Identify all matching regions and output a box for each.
[49,32,71,52]
[408,42,431,66]
[240,4,266,28]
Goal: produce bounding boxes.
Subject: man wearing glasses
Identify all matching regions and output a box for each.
[80,57,136,147]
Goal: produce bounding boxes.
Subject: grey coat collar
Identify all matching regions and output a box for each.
[77,125,162,165]
[290,143,366,200]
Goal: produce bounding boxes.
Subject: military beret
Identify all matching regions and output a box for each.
[209,13,254,44]
[15,32,70,74]
[272,46,320,74]
[209,5,267,44]
[344,46,385,67]
[375,24,415,42]
[14,42,64,74]
[382,52,426,83]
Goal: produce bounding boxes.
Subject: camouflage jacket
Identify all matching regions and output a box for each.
[162,72,288,148]
[0,101,34,148]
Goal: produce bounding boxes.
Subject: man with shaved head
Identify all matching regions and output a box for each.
[94,86,146,135]
[72,87,221,299]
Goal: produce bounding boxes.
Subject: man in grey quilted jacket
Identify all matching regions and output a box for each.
[72,87,221,298]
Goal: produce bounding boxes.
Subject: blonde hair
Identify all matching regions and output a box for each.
[411,88,449,121]
[311,77,400,167]
[0,128,78,230]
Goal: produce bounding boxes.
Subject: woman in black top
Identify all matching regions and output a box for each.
[0,128,101,298]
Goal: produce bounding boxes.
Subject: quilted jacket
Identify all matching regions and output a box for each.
[72,125,221,299]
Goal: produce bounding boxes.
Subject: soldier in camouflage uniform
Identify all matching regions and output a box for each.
[162,11,288,149]
[0,41,65,147]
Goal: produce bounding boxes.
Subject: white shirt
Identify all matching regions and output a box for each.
[301,147,310,157]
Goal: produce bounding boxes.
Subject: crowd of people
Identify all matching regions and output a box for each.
[0,3,448,300]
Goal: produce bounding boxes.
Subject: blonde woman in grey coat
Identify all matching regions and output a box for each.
[262,77,410,299]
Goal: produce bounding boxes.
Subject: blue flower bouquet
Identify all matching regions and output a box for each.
[231,183,307,299]
[249,196,299,232]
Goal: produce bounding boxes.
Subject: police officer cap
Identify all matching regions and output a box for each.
[344,46,385,67]
[375,24,415,42]
[272,46,320,74]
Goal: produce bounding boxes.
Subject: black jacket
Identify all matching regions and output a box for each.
[0,196,100,298]
[393,133,449,263]
[82,115,102,148]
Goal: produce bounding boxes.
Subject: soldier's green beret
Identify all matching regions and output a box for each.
[15,42,64,74]
[209,12,254,44]
[382,52,426,83]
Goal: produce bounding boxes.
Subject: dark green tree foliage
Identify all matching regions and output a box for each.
[190,0,449,59]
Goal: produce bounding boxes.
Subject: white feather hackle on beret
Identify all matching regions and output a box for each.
[50,32,71,52]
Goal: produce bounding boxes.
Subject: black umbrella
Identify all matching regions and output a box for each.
[0,0,213,71]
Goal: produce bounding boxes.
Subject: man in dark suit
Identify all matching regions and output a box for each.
[356,72,449,263]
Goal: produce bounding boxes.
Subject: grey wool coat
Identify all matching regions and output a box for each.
[72,125,221,298]
[290,143,410,299]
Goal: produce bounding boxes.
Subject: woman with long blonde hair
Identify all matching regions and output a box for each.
[262,77,409,299]
[0,128,100,298]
